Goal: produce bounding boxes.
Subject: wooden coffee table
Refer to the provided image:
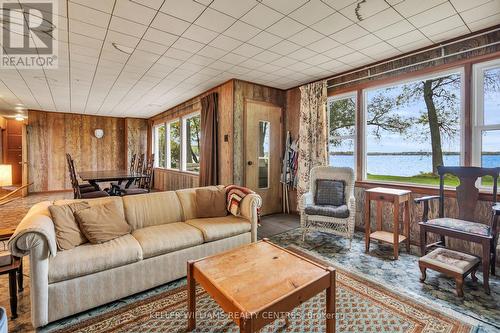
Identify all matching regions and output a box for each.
[187,239,336,333]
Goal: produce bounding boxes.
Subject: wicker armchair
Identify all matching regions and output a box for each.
[299,166,356,248]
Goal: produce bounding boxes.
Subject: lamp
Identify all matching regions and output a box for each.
[0,165,12,187]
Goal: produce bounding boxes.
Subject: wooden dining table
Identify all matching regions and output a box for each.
[79,170,149,194]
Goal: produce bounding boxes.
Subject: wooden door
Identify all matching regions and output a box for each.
[244,100,282,215]
[4,120,23,185]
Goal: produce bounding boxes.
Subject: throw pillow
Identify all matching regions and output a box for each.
[315,179,345,206]
[74,201,131,244]
[195,187,228,218]
[48,202,90,250]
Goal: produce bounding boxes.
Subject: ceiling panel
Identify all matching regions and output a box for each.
[0,0,496,118]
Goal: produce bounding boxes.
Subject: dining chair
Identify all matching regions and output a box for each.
[120,154,154,196]
[66,154,109,199]
[416,166,500,294]
[110,153,138,193]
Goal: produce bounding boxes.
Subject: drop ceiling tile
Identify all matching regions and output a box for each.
[346,33,381,50]
[289,0,335,25]
[258,63,281,72]
[164,47,194,60]
[136,39,170,55]
[232,43,264,57]
[223,21,261,41]
[197,45,228,58]
[311,12,353,35]
[394,0,447,17]
[288,47,318,61]
[340,0,389,21]
[322,44,355,58]
[357,8,404,31]
[247,31,282,49]
[227,65,252,75]
[70,32,104,49]
[241,4,284,29]
[270,56,298,67]
[408,2,457,28]
[183,25,219,43]
[337,51,370,66]
[266,17,306,39]
[133,0,165,10]
[388,29,427,48]
[269,40,302,55]
[159,0,207,22]
[373,20,415,40]
[330,24,368,43]
[420,15,467,38]
[113,0,157,25]
[210,0,257,18]
[209,60,237,71]
[143,28,178,46]
[253,50,282,63]
[109,16,148,38]
[449,0,492,13]
[428,25,470,43]
[461,0,500,23]
[288,28,324,46]
[397,38,432,52]
[306,37,340,53]
[261,0,309,15]
[320,0,357,11]
[195,8,236,32]
[151,13,191,36]
[69,19,107,40]
[467,12,500,31]
[172,37,205,53]
[361,41,399,58]
[209,35,243,51]
[219,52,248,64]
[187,54,215,66]
[303,53,330,65]
[317,58,344,71]
[68,2,111,28]
[287,61,313,71]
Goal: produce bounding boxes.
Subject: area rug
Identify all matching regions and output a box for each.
[52,252,476,333]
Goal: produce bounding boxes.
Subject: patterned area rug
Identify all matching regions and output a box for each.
[52,256,475,333]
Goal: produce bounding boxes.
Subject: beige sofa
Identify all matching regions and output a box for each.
[9,186,261,328]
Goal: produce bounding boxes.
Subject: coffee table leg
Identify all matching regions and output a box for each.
[326,267,336,333]
[18,258,24,292]
[9,270,18,319]
[187,260,196,331]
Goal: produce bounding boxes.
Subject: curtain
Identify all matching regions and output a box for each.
[297,81,328,205]
[199,92,219,186]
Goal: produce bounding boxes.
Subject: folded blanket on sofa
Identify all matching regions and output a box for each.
[226,185,261,220]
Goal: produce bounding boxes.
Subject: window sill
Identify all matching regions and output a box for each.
[153,168,199,176]
[355,180,495,201]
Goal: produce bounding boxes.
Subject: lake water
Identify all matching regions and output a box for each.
[329,154,500,177]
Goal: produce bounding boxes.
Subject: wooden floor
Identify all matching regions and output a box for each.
[258,213,300,239]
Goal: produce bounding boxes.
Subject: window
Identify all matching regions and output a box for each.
[153,124,166,168]
[363,69,463,186]
[328,93,356,173]
[152,113,201,173]
[258,121,270,188]
[473,59,500,187]
[183,114,201,172]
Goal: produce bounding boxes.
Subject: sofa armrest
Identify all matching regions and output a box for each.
[239,193,261,243]
[299,192,314,211]
[8,201,57,258]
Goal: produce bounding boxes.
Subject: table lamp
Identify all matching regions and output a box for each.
[0,165,12,188]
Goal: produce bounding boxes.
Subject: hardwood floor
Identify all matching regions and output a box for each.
[258,213,300,239]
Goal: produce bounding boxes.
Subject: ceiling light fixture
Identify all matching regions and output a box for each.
[112,42,135,55]
[14,106,25,110]
[15,116,24,121]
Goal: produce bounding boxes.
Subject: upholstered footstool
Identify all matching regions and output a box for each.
[419,248,480,297]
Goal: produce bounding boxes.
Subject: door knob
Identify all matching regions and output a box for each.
[247,161,253,166]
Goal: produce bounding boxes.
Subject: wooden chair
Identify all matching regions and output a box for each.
[416,166,500,294]
[66,154,109,199]
[110,153,138,194]
[120,154,154,196]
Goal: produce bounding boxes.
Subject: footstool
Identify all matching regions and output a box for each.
[418,248,480,297]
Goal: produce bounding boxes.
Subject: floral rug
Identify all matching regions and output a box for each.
[52,250,476,333]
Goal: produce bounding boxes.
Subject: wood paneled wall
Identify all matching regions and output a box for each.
[153,168,199,191]
[125,118,148,167]
[232,80,286,185]
[284,87,301,213]
[28,110,126,192]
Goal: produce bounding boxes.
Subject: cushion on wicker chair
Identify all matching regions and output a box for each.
[315,179,345,206]
[425,218,490,236]
[304,204,349,218]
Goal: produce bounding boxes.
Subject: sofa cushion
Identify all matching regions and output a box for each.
[196,187,227,218]
[185,216,251,242]
[53,196,125,220]
[176,186,225,221]
[315,179,345,206]
[122,191,183,230]
[48,234,142,283]
[132,222,204,259]
[48,201,90,250]
[74,201,131,244]
[304,204,350,218]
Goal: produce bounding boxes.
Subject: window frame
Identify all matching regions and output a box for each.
[327,91,357,176]
[152,111,201,174]
[472,58,500,187]
[153,123,166,168]
[361,67,466,183]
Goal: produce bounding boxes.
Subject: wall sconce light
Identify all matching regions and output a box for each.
[94,129,104,139]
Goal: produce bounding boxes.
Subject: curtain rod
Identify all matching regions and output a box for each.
[327,27,500,88]
[328,40,500,89]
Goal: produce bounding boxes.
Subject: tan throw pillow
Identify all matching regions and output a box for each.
[74,201,131,244]
[195,187,228,218]
[49,202,90,251]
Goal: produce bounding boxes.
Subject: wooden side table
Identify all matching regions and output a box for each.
[364,187,411,259]
[0,228,23,319]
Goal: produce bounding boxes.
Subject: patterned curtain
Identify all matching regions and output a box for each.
[297,81,328,206]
